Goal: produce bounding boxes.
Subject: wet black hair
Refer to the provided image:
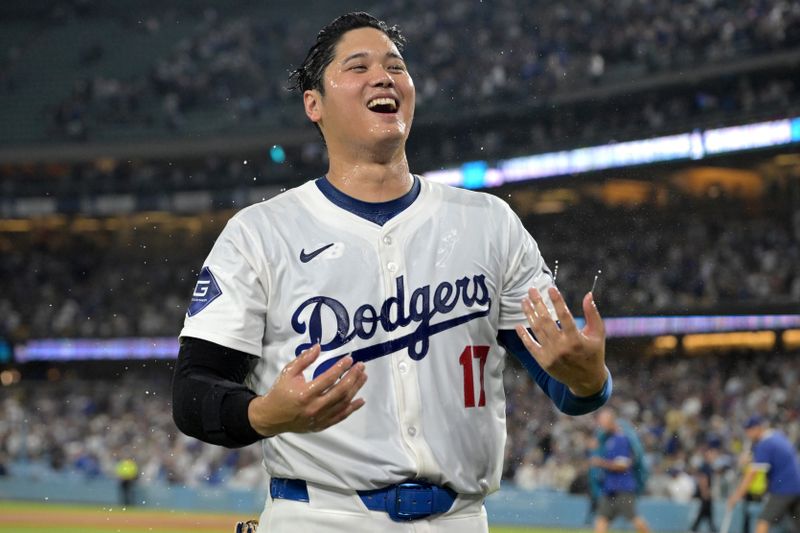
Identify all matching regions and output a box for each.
[288,11,406,95]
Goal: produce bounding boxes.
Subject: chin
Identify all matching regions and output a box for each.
[363,132,407,160]
[363,118,402,137]
[375,126,407,140]
[370,110,411,131]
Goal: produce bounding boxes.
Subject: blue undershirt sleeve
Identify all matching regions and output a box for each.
[497,329,612,415]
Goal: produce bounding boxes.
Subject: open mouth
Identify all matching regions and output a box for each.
[366,97,398,114]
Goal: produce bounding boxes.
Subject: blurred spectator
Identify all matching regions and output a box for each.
[590,407,651,533]
[727,416,800,533]
[115,455,139,506]
[689,443,720,533]
[665,467,696,504]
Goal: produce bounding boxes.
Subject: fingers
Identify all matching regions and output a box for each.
[306,363,367,431]
[523,287,559,342]
[520,297,543,341]
[284,344,321,376]
[315,364,368,421]
[324,397,366,427]
[547,286,578,334]
[315,398,366,431]
[302,356,367,429]
[319,362,367,409]
[515,324,546,363]
[261,348,369,435]
[308,353,355,393]
[582,292,605,338]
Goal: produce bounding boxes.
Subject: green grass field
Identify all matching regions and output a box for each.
[0,501,599,533]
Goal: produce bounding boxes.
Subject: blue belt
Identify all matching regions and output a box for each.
[269,477,458,522]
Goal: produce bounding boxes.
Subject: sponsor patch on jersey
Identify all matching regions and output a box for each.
[187,266,222,317]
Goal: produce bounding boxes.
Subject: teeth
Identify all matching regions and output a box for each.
[367,97,397,110]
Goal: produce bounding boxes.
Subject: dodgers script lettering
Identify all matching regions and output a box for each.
[290,275,492,377]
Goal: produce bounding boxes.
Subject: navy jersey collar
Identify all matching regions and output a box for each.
[315,175,420,226]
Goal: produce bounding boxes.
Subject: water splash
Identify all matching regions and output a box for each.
[591,269,602,293]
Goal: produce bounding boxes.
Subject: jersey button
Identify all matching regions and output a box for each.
[382,235,392,245]
[478,478,490,494]
[407,426,417,437]
[398,361,408,374]
[387,262,397,272]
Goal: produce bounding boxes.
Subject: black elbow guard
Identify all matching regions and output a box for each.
[203,380,262,448]
[172,337,263,448]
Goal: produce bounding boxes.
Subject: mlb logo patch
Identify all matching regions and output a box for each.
[187,266,222,316]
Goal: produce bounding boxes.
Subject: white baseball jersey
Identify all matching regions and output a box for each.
[180,176,556,496]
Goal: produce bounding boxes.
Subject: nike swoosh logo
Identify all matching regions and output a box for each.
[300,243,335,263]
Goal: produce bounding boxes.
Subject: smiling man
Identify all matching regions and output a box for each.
[172,12,611,533]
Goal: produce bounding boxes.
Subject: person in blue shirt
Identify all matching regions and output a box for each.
[591,407,651,533]
[727,416,800,533]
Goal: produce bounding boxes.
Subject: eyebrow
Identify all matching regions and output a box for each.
[341,51,405,64]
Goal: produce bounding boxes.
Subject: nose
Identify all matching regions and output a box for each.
[371,67,395,88]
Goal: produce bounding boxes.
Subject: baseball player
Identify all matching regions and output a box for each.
[172,12,611,533]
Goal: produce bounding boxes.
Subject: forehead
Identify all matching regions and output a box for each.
[332,27,400,60]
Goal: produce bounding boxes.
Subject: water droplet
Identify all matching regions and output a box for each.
[591,269,602,292]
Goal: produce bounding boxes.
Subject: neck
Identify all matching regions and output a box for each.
[325,148,412,202]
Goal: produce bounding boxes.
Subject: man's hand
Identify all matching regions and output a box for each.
[515,287,607,397]
[247,345,367,437]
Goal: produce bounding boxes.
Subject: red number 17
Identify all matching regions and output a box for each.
[459,345,489,408]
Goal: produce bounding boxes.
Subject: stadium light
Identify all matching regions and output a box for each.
[270,144,286,164]
[682,331,776,352]
[783,329,800,350]
[424,116,800,188]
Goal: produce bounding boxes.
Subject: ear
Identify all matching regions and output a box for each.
[303,89,323,124]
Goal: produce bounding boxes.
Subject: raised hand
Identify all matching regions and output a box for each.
[514,286,607,396]
[247,345,367,436]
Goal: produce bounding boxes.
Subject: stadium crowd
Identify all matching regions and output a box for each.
[529,197,800,315]
[39,68,800,183]
[0,366,265,491]
[36,0,800,144]
[2,348,799,501]
[1,196,797,343]
[14,60,800,201]
[0,220,211,343]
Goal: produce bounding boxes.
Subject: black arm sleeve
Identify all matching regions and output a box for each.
[171,336,264,448]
